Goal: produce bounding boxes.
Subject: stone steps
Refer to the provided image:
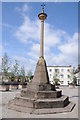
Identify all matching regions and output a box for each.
[34,95,69,108]
[8,102,75,114]
[8,102,34,114]
[21,89,62,98]
[13,95,35,108]
[36,90,62,98]
[9,95,69,109]
[33,102,75,114]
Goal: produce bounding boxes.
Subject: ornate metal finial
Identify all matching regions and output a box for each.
[41,3,45,13]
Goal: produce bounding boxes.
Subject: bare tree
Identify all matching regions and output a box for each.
[2,53,11,80]
[69,67,77,85]
[13,60,19,77]
[20,66,25,82]
[27,70,33,81]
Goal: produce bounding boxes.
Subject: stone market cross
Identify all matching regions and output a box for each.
[8,4,75,114]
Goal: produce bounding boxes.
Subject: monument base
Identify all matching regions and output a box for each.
[8,57,75,114]
[8,100,75,115]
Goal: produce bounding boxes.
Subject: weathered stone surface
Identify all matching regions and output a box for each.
[8,100,75,114]
[33,102,75,114]
[9,94,69,109]
[21,90,62,99]
[35,90,62,99]
[8,103,34,114]
[14,97,35,108]
[32,57,49,85]
[34,95,69,109]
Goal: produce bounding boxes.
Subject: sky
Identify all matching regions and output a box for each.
[1,2,78,74]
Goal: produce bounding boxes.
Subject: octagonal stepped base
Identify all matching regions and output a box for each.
[8,56,75,114]
[9,94,69,109]
[8,95,75,114]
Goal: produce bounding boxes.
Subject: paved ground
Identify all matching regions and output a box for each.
[0,86,79,118]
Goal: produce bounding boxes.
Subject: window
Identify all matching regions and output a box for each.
[61,74,64,78]
[56,74,58,77]
[50,74,52,77]
[67,69,70,72]
[49,69,52,72]
[55,69,59,73]
[67,81,70,84]
[67,75,70,78]
[60,81,64,84]
[61,69,64,72]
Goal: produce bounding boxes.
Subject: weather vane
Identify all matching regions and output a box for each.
[41,3,45,13]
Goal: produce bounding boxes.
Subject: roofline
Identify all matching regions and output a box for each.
[47,65,72,67]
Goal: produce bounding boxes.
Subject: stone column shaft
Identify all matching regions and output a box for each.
[40,20,44,58]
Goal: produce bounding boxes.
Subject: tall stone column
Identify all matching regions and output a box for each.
[40,20,44,58]
[38,9,47,58]
[28,7,50,88]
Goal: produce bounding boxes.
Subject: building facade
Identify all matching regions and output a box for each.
[75,64,80,85]
[47,65,73,85]
[75,72,80,85]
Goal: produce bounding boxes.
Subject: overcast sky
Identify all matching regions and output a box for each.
[2,2,78,74]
